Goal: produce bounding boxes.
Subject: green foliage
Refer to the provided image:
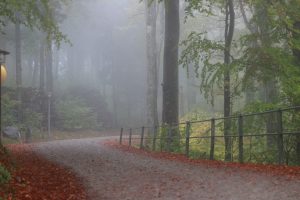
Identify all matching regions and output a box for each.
[0,164,11,186]
[184,0,220,18]
[153,125,184,153]
[21,108,43,131]
[1,89,43,136]
[0,0,69,46]
[180,31,225,104]
[56,97,98,131]
[237,0,300,106]
[0,94,19,129]
[182,0,300,108]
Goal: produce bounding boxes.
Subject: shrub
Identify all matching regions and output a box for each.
[0,164,11,185]
[0,94,19,128]
[56,97,98,130]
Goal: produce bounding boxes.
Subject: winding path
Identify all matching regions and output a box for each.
[33,137,300,200]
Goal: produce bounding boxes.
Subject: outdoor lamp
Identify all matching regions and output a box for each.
[0,49,10,84]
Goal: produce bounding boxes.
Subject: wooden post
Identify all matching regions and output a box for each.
[277,109,284,165]
[129,128,132,146]
[210,118,215,160]
[185,121,191,157]
[238,115,244,163]
[152,126,157,151]
[119,128,123,145]
[140,127,145,149]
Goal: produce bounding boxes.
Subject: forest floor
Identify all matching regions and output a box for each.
[0,144,87,200]
[27,137,300,200]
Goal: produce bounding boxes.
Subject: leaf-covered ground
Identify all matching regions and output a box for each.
[105,141,300,180]
[33,138,300,200]
[1,137,300,199]
[0,145,87,200]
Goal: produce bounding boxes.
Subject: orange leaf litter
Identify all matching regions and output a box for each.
[0,144,87,200]
[104,140,300,180]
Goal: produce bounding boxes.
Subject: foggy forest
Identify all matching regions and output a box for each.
[1,0,300,199]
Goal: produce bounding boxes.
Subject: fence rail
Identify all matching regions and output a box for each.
[119,106,300,166]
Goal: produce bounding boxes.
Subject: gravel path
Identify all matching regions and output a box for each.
[33,137,300,200]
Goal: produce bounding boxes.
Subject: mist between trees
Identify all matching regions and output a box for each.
[0,0,299,162]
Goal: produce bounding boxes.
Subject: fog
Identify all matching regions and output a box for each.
[2,0,294,136]
[1,0,219,131]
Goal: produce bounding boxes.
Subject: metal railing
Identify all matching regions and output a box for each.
[119,106,300,165]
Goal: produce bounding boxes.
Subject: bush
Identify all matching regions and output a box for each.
[0,94,19,128]
[0,164,11,186]
[56,97,99,130]
[1,93,42,139]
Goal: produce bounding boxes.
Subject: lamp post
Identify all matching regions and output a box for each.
[0,49,9,147]
[47,92,52,139]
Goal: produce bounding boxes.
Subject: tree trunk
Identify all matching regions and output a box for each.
[223,0,235,161]
[45,42,54,131]
[239,0,261,105]
[15,19,22,122]
[291,21,300,164]
[46,43,53,94]
[179,86,184,116]
[162,0,180,127]
[292,21,300,61]
[264,80,278,147]
[39,39,46,131]
[258,4,279,148]
[112,83,118,127]
[145,0,159,131]
[53,47,59,81]
[39,41,45,93]
[31,54,39,87]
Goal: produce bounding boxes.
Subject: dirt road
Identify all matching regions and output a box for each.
[33,137,300,200]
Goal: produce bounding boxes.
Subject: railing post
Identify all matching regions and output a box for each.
[238,115,244,163]
[277,109,284,165]
[210,118,215,160]
[119,128,123,145]
[129,128,132,146]
[140,127,145,149]
[152,126,157,151]
[185,121,191,157]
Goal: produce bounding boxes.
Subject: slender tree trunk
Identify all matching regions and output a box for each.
[292,22,300,61]
[15,19,22,122]
[53,47,59,81]
[67,47,75,83]
[112,83,118,127]
[39,42,45,93]
[145,0,159,131]
[46,43,53,94]
[45,42,54,130]
[31,55,39,87]
[162,0,180,127]
[223,0,235,161]
[239,0,259,105]
[179,86,184,116]
[39,40,46,132]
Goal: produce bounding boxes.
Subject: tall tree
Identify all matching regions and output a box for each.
[181,0,235,161]
[223,0,235,161]
[145,0,159,130]
[162,0,180,127]
[15,16,22,122]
